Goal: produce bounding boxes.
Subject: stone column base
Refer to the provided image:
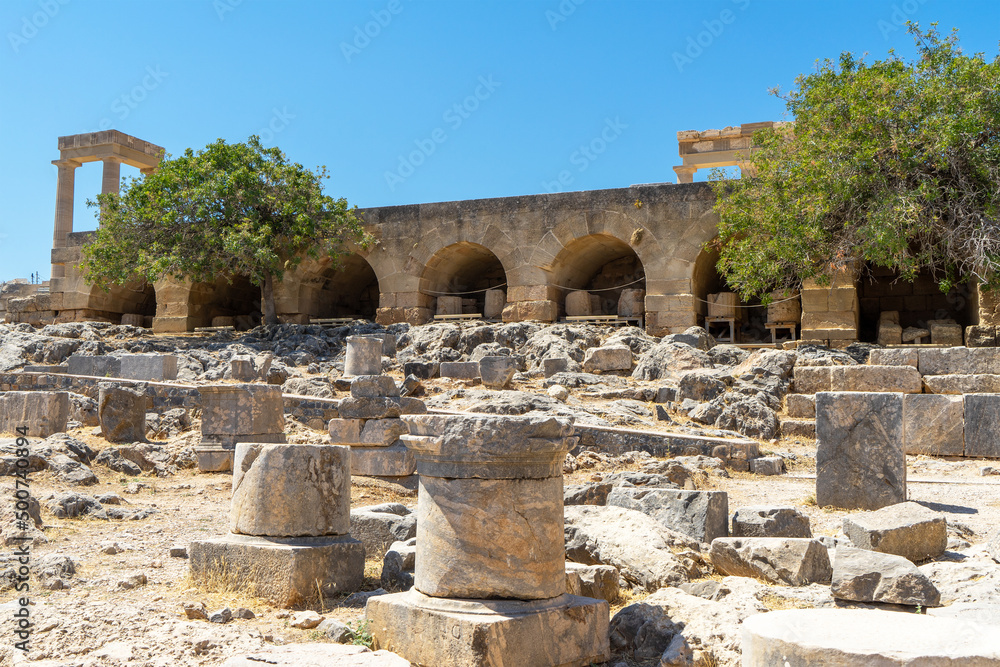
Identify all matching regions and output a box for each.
[195,445,235,472]
[366,590,610,667]
[351,443,416,477]
[189,533,364,607]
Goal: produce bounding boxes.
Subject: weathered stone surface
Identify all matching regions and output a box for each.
[344,336,382,376]
[930,319,964,346]
[967,325,997,348]
[709,537,832,586]
[564,505,699,591]
[741,608,1000,666]
[230,443,350,537]
[784,393,815,418]
[878,321,903,346]
[367,590,610,667]
[969,347,1000,373]
[189,533,364,607]
[478,356,517,389]
[606,487,728,543]
[67,355,120,377]
[564,482,613,506]
[923,374,1000,394]
[618,288,645,318]
[359,419,409,447]
[338,396,427,420]
[731,506,811,538]
[98,384,146,443]
[380,538,415,591]
[221,644,410,667]
[350,375,399,398]
[677,369,728,403]
[438,361,479,379]
[199,384,286,446]
[350,443,416,477]
[816,391,906,510]
[118,354,178,381]
[868,347,919,367]
[843,501,947,562]
[0,391,70,438]
[565,290,593,316]
[565,562,619,603]
[780,418,816,438]
[903,326,931,342]
[631,342,713,381]
[830,364,922,393]
[328,418,363,444]
[349,504,417,558]
[402,361,437,380]
[749,456,785,475]
[582,345,632,373]
[831,545,941,606]
[903,393,965,456]
[919,347,971,375]
[542,357,569,377]
[230,355,256,381]
[792,365,832,394]
[964,393,1000,458]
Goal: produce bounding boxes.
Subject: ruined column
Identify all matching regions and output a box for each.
[344,335,382,376]
[101,156,122,197]
[366,414,610,667]
[51,158,80,279]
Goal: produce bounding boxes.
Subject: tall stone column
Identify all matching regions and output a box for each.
[101,156,122,196]
[51,158,80,279]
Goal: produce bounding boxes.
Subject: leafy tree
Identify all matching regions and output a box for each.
[82,136,370,325]
[710,24,1000,300]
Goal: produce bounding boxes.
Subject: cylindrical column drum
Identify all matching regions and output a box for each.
[344,336,383,376]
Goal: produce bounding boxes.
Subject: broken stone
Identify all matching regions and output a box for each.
[842,501,947,563]
[831,545,940,606]
[731,506,812,539]
[709,537,832,586]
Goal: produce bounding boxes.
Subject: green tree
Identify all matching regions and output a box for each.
[82,136,371,325]
[710,24,1000,301]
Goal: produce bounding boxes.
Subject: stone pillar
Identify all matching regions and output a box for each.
[366,414,610,667]
[344,335,382,376]
[189,443,364,606]
[51,158,80,279]
[195,384,286,472]
[484,288,506,319]
[673,165,697,184]
[101,157,122,197]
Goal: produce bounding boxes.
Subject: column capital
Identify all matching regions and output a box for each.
[52,158,82,169]
[673,165,697,184]
[102,155,123,165]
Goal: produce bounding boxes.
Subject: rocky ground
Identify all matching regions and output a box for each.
[0,319,998,666]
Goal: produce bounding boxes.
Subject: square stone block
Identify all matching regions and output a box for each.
[903,394,964,456]
[195,445,234,472]
[929,320,963,346]
[829,365,922,393]
[918,347,970,376]
[439,362,479,380]
[67,355,121,377]
[189,533,364,607]
[816,392,906,510]
[969,347,1000,374]
[793,366,832,394]
[118,354,178,381]
[367,590,610,667]
[606,487,728,542]
[966,325,997,348]
[360,419,409,446]
[0,391,70,438]
[351,443,416,477]
[785,394,816,418]
[922,375,1000,394]
[543,357,569,377]
[328,418,363,444]
[964,394,1000,458]
[868,348,918,368]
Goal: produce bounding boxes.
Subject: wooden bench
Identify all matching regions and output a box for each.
[309,318,355,326]
[563,315,643,327]
[193,326,235,334]
[765,321,797,344]
[705,317,737,343]
[433,313,484,321]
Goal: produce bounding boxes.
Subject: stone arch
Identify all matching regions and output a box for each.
[420,242,508,316]
[692,245,770,342]
[82,279,156,326]
[188,274,262,330]
[550,233,645,317]
[300,253,381,320]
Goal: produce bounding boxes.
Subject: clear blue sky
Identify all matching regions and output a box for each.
[1,0,997,282]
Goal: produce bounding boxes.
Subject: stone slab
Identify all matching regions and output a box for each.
[606,487,728,543]
[784,393,815,418]
[829,365,922,393]
[98,383,147,443]
[195,446,234,472]
[903,393,964,456]
[731,506,811,538]
[118,354,178,381]
[345,336,382,377]
[438,361,480,380]
[359,419,409,446]
[366,590,610,667]
[189,533,364,607]
[582,346,632,373]
[0,391,70,438]
[402,361,438,380]
[328,418,364,444]
[780,418,816,438]
[919,347,971,375]
[67,355,121,377]
[478,356,517,389]
[815,392,907,510]
[351,443,416,477]
[338,396,427,420]
[709,537,832,586]
[963,393,1000,458]
[792,366,831,394]
[868,348,919,368]
[351,375,399,398]
[923,375,1000,394]
[842,501,947,562]
[741,608,1000,666]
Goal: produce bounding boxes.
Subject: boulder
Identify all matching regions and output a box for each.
[632,342,713,381]
[564,562,620,603]
[606,487,728,543]
[478,356,517,389]
[715,398,779,440]
[582,345,632,373]
[380,538,415,591]
[676,369,728,403]
[843,501,948,563]
[831,545,941,607]
[709,537,832,586]
[731,506,811,538]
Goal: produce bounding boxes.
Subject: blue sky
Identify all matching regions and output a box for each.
[1,0,997,282]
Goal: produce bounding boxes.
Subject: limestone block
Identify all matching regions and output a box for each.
[708,537,832,585]
[118,354,178,381]
[230,355,256,381]
[930,319,964,346]
[963,393,1000,458]
[338,396,427,420]
[438,361,479,379]
[923,374,1000,394]
[120,313,144,327]
[878,322,903,346]
[351,443,416,477]
[195,446,234,472]
[815,392,906,510]
[230,443,350,537]
[707,292,740,318]
[868,348,918,367]
[903,326,931,342]
[435,296,463,315]
[367,590,610,667]
[211,316,235,327]
[565,562,620,603]
[827,287,858,312]
[543,357,569,377]
[0,391,70,438]
[483,289,506,319]
[344,336,382,377]
[918,347,970,375]
[502,299,558,323]
[967,325,997,348]
[350,505,417,557]
[189,533,363,607]
[843,501,947,562]
[792,366,832,394]
[582,345,632,373]
[98,384,147,443]
[199,384,286,445]
[799,288,828,312]
[478,356,516,389]
[801,310,858,339]
[784,394,815,418]
[617,289,645,318]
[606,487,728,543]
[968,347,1000,373]
[565,290,593,317]
[831,546,940,606]
[731,506,811,538]
[328,418,363,444]
[67,355,120,377]
[829,365,922,393]
[359,419,409,446]
[368,333,396,357]
[740,608,1000,666]
[767,290,800,323]
[979,287,1000,326]
[402,361,438,380]
[350,375,399,398]
[749,456,786,475]
[903,394,964,456]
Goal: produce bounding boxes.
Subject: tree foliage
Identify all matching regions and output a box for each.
[710,24,1000,300]
[82,136,371,324]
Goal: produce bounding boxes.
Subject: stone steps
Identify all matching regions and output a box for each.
[780,418,815,438]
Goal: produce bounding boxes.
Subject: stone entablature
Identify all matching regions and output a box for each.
[673,121,789,183]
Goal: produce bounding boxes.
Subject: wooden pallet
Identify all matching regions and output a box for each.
[309,317,355,326]
[193,325,235,333]
[765,321,798,344]
[705,317,736,343]
[563,315,643,327]
[433,313,484,321]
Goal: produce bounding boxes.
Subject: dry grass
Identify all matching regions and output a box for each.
[609,585,645,616]
[182,562,275,613]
